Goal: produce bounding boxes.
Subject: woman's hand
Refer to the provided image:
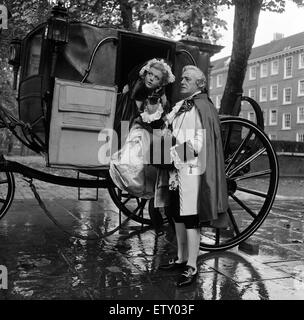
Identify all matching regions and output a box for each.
[146,100,161,114]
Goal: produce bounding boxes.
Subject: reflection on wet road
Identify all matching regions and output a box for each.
[0,173,304,300]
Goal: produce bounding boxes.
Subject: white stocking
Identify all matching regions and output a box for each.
[185,228,200,273]
[174,222,188,263]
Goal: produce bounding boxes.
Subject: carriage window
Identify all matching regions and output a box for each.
[25,33,42,77]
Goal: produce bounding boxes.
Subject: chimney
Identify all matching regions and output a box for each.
[273,33,284,41]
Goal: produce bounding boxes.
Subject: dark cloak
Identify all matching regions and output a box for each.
[193,93,229,228]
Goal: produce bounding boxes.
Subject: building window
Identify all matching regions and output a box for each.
[259,86,267,102]
[249,66,257,80]
[270,84,278,100]
[260,63,268,78]
[299,53,304,69]
[216,95,221,109]
[269,133,277,140]
[284,56,293,78]
[248,88,256,99]
[271,60,279,75]
[297,106,304,123]
[282,113,291,130]
[269,109,278,125]
[263,110,267,126]
[297,132,304,142]
[209,76,213,90]
[216,74,223,87]
[248,111,255,122]
[283,87,292,104]
[298,79,304,96]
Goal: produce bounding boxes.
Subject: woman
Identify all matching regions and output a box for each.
[110,58,175,202]
[114,58,175,145]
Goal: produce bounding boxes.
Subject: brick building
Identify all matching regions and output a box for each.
[210,32,304,142]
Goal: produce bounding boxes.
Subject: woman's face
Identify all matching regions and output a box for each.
[144,67,163,90]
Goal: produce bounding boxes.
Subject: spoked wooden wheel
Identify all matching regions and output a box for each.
[199,116,279,251]
[108,187,165,226]
[0,171,15,220]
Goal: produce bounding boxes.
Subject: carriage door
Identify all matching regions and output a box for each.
[48,79,117,169]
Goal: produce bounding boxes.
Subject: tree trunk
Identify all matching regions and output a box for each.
[137,17,144,33]
[119,0,134,31]
[219,0,263,115]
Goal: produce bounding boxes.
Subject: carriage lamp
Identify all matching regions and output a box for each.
[8,38,21,67]
[46,3,69,44]
[8,39,22,90]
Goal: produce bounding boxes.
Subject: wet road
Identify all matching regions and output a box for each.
[0,156,304,300]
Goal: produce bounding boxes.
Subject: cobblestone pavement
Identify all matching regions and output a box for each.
[0,156,304,300]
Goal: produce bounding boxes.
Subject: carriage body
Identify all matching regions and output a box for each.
[15,9,221,170]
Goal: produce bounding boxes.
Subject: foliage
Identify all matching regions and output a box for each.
[128,0,227,42]
[61,0,228,42]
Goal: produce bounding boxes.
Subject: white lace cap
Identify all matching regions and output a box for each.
[139,58,175,85]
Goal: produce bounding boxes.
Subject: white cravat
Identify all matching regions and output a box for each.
[165,91,201,125]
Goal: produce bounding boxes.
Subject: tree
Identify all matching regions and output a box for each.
[129,0,227,42]
[65,0,227,42]
[219,0,304,115]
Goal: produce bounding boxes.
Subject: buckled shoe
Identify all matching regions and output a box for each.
[175,266,197,287]
[158,258,187,271]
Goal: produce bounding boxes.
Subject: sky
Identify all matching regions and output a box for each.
[212,2,304,61]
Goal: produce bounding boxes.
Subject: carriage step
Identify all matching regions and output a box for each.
[77,172,99,201]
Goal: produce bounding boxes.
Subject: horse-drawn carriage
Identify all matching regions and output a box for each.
[0,3,279,251]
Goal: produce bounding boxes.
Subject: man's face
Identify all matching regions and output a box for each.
[144,67,163,90]
[180,70,200,96]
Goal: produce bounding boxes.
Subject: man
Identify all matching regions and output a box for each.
[159,65,228,287]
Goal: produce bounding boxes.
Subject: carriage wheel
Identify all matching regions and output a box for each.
[108,186,170,229]
[0,171,15,220]
[199,116,279,251]
[107,187,154,225]
[241,96,264,130]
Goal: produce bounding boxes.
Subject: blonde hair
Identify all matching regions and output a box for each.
[139,58,175,86]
